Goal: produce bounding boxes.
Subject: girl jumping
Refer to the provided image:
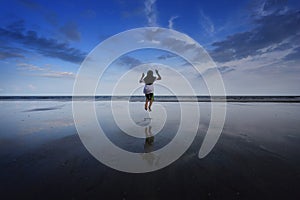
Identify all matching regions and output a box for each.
[139,69,161,111]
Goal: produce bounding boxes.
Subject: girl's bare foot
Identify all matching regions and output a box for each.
[148,106,152,111]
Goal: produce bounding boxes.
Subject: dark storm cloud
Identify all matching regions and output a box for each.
[59,21,81,42]
[0,46,25,59]
[0,51,22,59]
[6,20,26,32]
[210,10,300,63]
[117,56,143,68]
[0,22,86,63]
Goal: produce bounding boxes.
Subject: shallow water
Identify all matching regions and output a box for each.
[0,101,300,199]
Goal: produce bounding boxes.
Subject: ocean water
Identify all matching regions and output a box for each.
[0,99,300,199]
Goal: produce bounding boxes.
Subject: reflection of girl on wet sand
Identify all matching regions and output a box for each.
[142,126,155,165]
[139,69,161,111]
[144,126,154,153]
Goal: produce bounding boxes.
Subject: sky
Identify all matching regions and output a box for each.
[0,0,300,95]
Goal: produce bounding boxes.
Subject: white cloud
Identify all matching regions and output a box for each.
[199,10,214,36]
[216,46,294,72]
[213,46,300,95]
[144,0,158,26]
[168,16,178,29]
[251,0,289,18]
[17,62,75,78]
[17,63,45,71]
[39,71,75,78]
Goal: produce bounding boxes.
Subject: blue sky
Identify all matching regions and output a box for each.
[0,0,300,95]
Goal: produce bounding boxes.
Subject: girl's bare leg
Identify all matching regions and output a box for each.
[145,99,149,110]
[148,99,153,111]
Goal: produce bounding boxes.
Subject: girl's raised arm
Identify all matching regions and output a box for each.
[155,69,161,80]
[139,73,145,83]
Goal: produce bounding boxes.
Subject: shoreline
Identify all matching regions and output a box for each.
[0,95,300,103]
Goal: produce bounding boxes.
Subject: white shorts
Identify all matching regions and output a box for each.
[143,84,154,94]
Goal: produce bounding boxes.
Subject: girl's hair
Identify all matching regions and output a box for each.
[147,70,153,76]
[144,70,156,84]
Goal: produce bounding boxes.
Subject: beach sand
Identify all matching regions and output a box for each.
[0,101,300,199]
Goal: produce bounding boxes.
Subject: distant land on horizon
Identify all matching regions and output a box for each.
[0,95,300,102]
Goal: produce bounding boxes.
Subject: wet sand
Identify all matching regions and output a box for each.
[0,101,300,199]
